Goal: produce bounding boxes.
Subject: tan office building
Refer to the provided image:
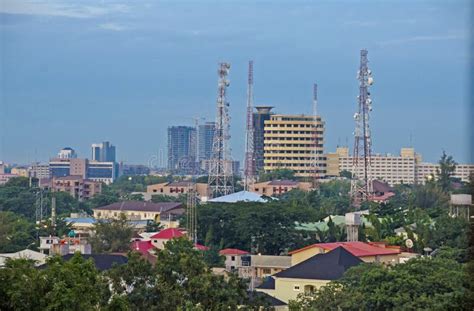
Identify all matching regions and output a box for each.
[263,114,325,178]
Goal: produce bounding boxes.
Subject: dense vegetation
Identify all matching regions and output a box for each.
[0,238,263,310]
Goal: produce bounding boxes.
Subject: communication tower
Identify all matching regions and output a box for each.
[350,49,375,207]
[244,60,256,190]
[208,62,234,197]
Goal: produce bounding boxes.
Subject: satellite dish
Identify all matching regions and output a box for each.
[405,239,414,249]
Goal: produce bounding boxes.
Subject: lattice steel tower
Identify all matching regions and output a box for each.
[350,49,374,207]
[208,62,234,197]
[244,60,256,190]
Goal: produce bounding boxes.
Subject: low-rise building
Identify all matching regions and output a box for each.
[0,173,19,185]
[289,241,401,266]
[146,181,211,199]
[93,201,184,223]
[219,248,250,272]
[250,180,313,196]
[11,167,29,177]
[257,247,362,303]
[50,175,102,201]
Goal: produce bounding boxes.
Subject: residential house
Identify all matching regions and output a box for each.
[219,248,249,272]
[289,241,401,266]
[93,201,184,224]
[257,247,362,303]
[0,249,48,267]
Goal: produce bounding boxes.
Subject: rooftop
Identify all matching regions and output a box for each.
[219,248,249,256]
[248,255,291,268]
[267,179,299,186]
[208,191,269,203]
[289,241,400,257]
[150,228,185,239]
[94,201,182,213]
[275,247,362,280]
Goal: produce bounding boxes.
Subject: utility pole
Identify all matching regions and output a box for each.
[186,182,197,244]
[244,60,256,191]
[350,49,375,208]
[208,62,234,197]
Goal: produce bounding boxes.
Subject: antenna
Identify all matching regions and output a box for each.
[350,49,375,208]
[208,62,234,197]
[244,60,256,190]
[312,83,320,189]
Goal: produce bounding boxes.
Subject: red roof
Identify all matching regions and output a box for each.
[130,240,154,255]
[219,248,249,256]
[149,228,185,240]
[194,244,209,251]
[289,241,400,257]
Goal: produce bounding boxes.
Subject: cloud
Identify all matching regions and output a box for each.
[378,33,466,47]
[98,22,127,31]
[0,0,129,18]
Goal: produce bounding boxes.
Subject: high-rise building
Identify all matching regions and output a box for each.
[263,114,325,178]
[253,106,273,173]
[58,147,77,159]
[198,122,215,162]
[167,126,197,174]
[91,141,116,163]
[28,163,50,179]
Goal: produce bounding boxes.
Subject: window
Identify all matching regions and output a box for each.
[231,256,235,261]
[293,285,300,291]
[304,285,315,293]
[262,268,271,274]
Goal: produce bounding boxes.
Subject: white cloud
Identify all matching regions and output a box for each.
[98,22,126,31]
[0,0,129,18]
[378,33,466,47]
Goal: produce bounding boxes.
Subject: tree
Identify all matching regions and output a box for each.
[107,238,253,310]
[259,169,295,182]
[436,151,457,192]
[0,254,111,310]
[0,212,36,252]
[339,170,352,179]
[89,213,133,253]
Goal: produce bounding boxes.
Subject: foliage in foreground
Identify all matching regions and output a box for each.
[0,238,265,311]
[289,255,467,311]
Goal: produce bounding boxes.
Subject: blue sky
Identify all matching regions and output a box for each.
[0,0,471,165]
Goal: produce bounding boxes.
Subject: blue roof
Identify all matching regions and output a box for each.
[208,191,271,203]
[64,217,96,224]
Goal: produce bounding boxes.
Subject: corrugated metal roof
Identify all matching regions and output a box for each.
[208,191,270,203]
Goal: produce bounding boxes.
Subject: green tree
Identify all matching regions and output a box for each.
[339,170,352,179]
[0,212,36,252]
[108,238,252,310]
[0,254,111,310]
[259,169,295,182]
[435,151,457,192]
[89,213,133,253]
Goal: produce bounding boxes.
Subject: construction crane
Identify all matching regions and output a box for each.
[208,62,234,197]
[350,49,375,208]
[244,60,256,191]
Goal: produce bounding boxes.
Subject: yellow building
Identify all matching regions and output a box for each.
[256,247,362,303]
[92,201,184,223]
[264,114,325,178]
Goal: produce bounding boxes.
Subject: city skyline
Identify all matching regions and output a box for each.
[1,1,471,165]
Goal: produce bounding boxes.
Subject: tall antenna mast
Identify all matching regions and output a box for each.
[350,49,374,208]
[244,60,256,191]
[312,83,319,188]
[208,62,234,197]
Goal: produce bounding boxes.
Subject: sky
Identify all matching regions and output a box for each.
[0,0,472,166]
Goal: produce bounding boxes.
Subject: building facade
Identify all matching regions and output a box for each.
[326,147,473,185]
[146,181,211,199]
[263,114,325,178]
[50,176,102,201]
[57,147,77,159]
[49,158,117,184]
[198,122,215,163]
[29,163,50,179]
[253,106,274,173]
[167,126,197,174]
[250,180,313,196]
[91,141,116,162]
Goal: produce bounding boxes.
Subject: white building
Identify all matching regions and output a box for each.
[326,147,473,186]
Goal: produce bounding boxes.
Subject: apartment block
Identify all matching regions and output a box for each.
[29,163,50,179]
[263,114,325,178]
[326,147,473,185]
[50,176,102,201]
[167,126,197,174]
